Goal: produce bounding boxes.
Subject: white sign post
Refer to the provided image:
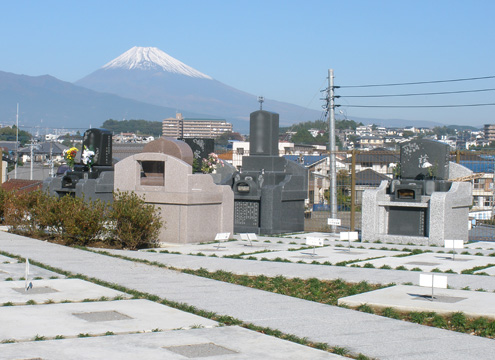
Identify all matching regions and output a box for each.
[419,273,447,301]
[215,232,231,250]
[444,239,464,261]
[340,231,359,251]
[305,237,324,256]
[327,218,341,226]
[25,258,32,291]
[240,233,257,246]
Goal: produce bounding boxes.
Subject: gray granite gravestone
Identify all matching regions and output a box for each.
[43,129,114,203]
[232,110,307,235]
[362,139,472,245]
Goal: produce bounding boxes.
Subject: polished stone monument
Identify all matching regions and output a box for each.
[43,128,114,202]
[232,110,307,235]
[362,139,473,245]
[114,138,233,244]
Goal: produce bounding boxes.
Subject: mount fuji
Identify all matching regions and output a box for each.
[76,47,322,132]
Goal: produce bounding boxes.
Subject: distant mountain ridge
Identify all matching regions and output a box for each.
[75,47,323,132]
[0,70,209,129]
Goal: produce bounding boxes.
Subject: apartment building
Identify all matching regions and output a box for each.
[162,113,232,138]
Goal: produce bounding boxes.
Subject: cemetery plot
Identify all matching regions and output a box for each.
[349,253,495,273]
[0,299,217,342]
[156,239,307,256]
[243,248,407,264]
[0,325,341,360]
[338,285,495,319]
[0,279,130,305]
[0,262,65,281]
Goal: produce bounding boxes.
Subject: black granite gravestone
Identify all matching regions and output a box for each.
[400,139,450,180]
[182,138,215,162]
[232,110,307,235]
[43,128,114,202]
[83,128,112,167]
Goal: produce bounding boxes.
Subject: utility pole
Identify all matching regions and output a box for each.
[29,139,34,180]
[14,104,19,179]
[327,69,337,232]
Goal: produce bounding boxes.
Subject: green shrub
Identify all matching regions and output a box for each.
[109,191,163,250]
[58,195,108,246]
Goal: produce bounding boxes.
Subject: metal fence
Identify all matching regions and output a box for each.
[304,149,495,242]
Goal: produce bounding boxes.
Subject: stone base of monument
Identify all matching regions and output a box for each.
[0,326,337,360]
[114,152,233,244]
[338,285,495,319]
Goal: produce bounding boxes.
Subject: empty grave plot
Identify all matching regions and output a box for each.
[0,262,64,281]
[0,279,129,305]
[244,247,407,264]
[0,326,340,360]
[349,252,495,272]
[157,239,304,256]
[0,299,217,341]
[338,285,495,319]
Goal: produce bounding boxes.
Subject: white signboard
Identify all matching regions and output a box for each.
[247,233,258,241]
[306,237,324,247]
[444,240,464,249]
[340,232,359,241]
[240,233,249,241]
[419,274,448,289]
[215,232,230,241]
[328,218,341,226]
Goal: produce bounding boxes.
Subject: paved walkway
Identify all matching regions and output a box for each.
[103,248,495,291]
[1,232,494,360]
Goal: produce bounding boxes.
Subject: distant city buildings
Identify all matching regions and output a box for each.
[162,113,232,138]
[484,124,495,143]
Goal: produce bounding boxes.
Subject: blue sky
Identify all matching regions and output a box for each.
[1,0,494,126]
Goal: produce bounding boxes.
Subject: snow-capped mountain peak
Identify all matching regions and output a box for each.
[102,46,212,79]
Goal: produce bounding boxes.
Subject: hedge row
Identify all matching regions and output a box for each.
[0,189,163,250]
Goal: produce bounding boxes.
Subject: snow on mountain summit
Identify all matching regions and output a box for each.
[102,46,212,79]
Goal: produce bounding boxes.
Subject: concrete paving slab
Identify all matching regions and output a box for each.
[465,241,495,250]
[350,252,495,273]
[0,279,130,305]
[474,266,495,276]
[2,233,495,360]
[155,240,306,256]
[0,326,344,360]
[0,262,65,280]
[0,299,217,342]
[338,285,495,319]
[0,254,18,263]
[244,247,407,264]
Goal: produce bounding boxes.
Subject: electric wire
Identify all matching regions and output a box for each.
[339,75,495,88]
[341,103,495,108]
[340,88,495,98]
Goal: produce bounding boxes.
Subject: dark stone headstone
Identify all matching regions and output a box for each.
[182,138,215,161]
[249,110,279,156]
[400,139,450,180]
[232,110,307,235]
[83,129,112,166]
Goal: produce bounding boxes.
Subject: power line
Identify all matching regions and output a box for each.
[341,103,495,108]
[340,88,495,98]
[339,75,495,88]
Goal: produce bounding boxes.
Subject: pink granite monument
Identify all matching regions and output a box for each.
[114,140,233,244]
